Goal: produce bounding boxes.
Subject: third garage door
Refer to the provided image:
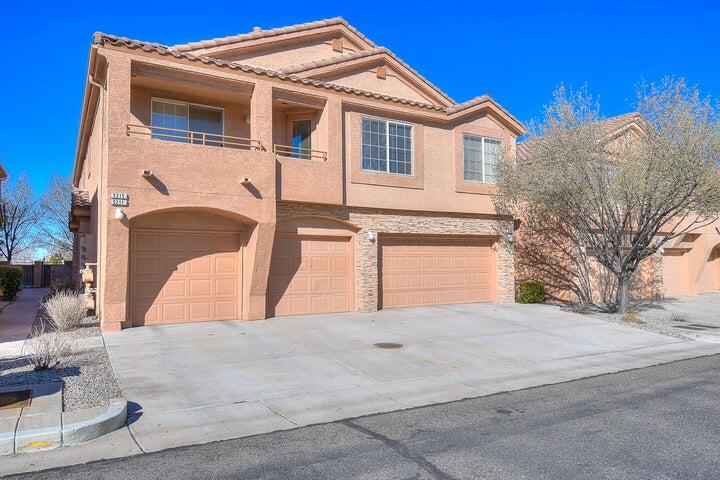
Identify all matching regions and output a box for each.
[380,236,494,308]
[267,234,352,317]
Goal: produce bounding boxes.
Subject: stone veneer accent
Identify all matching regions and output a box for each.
[277,201,516,311]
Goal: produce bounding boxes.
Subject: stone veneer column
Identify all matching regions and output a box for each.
[355,229,379,311]
[496,235,516,302]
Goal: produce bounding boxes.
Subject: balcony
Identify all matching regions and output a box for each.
[272,144,327,161]
[127,125,263,151]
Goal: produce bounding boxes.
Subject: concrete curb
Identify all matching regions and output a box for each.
[62,398,128,446]
[1,397,128,456]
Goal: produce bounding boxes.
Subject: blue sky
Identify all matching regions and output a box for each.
[2,1,719,193]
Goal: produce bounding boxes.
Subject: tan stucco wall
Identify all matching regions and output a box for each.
[73,40,525,330]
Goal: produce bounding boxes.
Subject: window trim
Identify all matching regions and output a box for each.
[150,97,225,137]
[462,134,502,184]
[360,115,414,176]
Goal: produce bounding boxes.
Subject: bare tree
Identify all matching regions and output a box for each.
[497,79,720,313]
[0,173,41,263]
[38,175,73,258]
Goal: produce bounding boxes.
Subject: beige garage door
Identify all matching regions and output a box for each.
[131,230,241,326]
[663,250,688,298]
[380,236,494,309]
[267,234,352,317]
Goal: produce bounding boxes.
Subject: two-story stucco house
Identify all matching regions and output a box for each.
[69,18,526,331]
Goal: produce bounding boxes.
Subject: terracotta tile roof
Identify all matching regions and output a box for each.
[91,32,524,131]
[277,48,385,74]
[94,32,447,111]
[71,189,91,209]
[170,17,375,53]
[275,45,455,105]
[516,112,647,159]
[598,111,644,135]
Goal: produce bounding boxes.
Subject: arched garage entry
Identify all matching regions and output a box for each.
[268,216,358,317]
[129,209,249,326]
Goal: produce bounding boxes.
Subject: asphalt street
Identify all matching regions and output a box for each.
[7,354,720,480]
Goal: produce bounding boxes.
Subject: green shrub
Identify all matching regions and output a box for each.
[623,307,644,324]
[516,281,546,304]
[0,266,23,301]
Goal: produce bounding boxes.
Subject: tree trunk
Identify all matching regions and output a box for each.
[616,273,632,313]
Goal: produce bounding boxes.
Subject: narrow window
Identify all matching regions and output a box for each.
[361,117,412,175]
[291,120,312,158]
[463,134,502,183]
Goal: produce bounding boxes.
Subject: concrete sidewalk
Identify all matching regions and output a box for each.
[0,289,47,357]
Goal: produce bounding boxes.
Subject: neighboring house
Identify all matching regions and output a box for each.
[70,18,526,331]
[515,112,720,304]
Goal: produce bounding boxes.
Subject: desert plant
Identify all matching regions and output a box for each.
[622,307,644,324]
[0,266,23,301]
[42,290,87,331]
[23,319,72,371]
[670,310,688,322]
[570,302,592,315]
[516,281,546,304]
[46,279,80,298]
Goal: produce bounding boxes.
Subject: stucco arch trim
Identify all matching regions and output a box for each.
[129,207,258,232]
[276,215,360,237]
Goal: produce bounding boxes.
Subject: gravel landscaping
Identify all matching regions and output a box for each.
[0,312,122,412]
[560,299,703,341]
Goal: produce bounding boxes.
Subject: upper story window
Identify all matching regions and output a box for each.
[463,134,501,183]
[362,117,412,175]
[151,99,224,146]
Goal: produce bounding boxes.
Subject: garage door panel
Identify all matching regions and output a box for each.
[134,233,160,252]
[381,237,494,309]
[163,279,187,298]
[189,302,211,320]
[162,303,186,323]
[215,256,237,274]
[131,230,240,326]
[164,234,187,251]
[268,234,351,317]
[214,300,236,319]
[134,256,160,275]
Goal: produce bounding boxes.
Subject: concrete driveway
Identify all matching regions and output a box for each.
[104,302,720,453]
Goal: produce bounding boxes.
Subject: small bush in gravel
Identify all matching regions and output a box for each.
[23,319,73,371]
[570,302,592,315]
[0,266,22,301]
[623,307,644,324]
[516,281,546,304]
[670,311,688,322]
[43,290,87,331]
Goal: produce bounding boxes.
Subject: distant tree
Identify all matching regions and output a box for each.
[46,252,69,265]
[0,174,41,263]
[496,79,720,313]
[38,175,73,257]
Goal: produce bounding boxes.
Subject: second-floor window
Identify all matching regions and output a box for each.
[362,117,412,175]
[463,134,501,183]
[151,99,224,146]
